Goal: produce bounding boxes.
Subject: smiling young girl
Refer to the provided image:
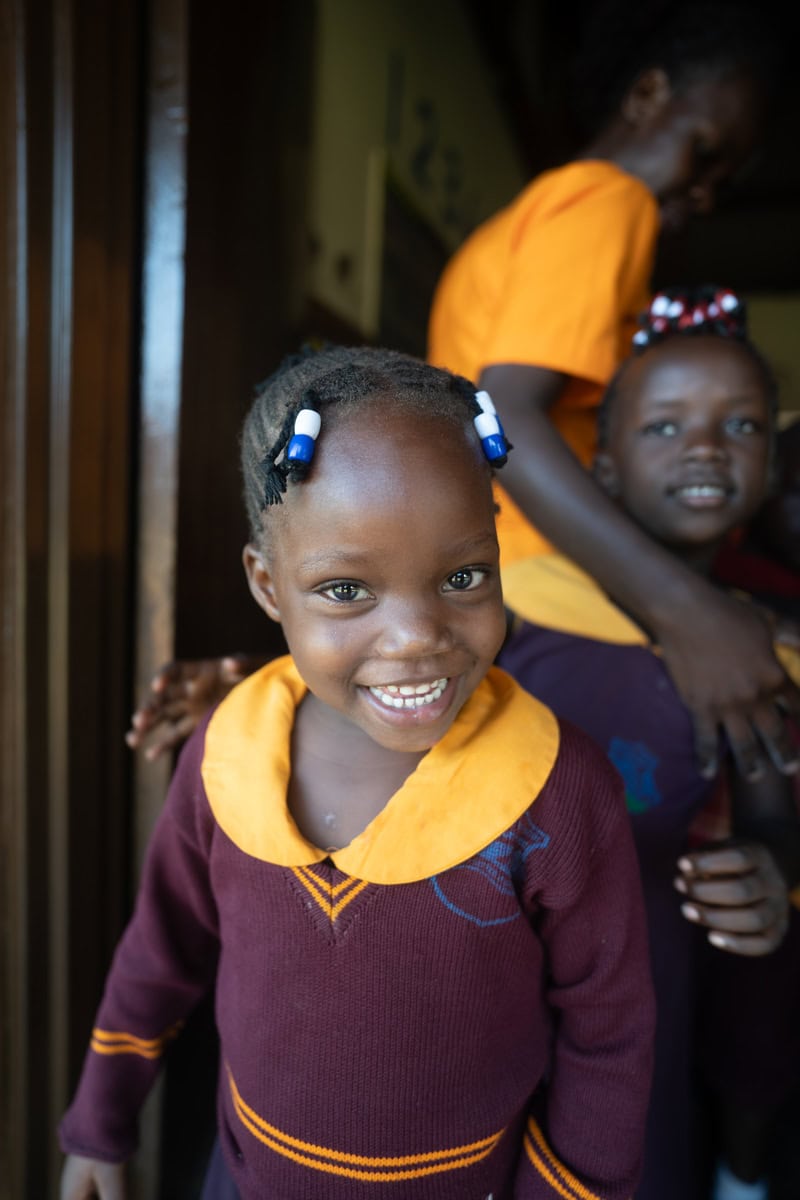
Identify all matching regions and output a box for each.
[58,347,654,1200]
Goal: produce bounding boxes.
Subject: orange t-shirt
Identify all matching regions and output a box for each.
[427,159,659,563]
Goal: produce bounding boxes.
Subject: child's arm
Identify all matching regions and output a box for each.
[675,758,800,956]
[60,1154,126,1200]
[59,724,220,1168]
[480,361,800,782]
[514,726,655,1199]
[125,653,267,759]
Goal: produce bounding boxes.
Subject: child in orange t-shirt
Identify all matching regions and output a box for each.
[427,0,800,787]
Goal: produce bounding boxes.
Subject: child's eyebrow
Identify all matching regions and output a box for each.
[644,391,766,408]
[296,532,499,573]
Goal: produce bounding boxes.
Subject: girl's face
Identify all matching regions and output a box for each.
[627,72,763,234]
[244,401,507,755]
[596,337,773,558]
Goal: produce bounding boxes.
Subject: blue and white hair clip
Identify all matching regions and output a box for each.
[473,390,508,463]
[285,408,321,467]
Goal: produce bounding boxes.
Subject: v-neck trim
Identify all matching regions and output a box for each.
[201,657,560,884]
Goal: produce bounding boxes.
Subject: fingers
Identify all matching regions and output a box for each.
[677,842,785,894]
[125,698,187,752]
[773,616,800,650]
[706,923,788,957]
[60,1155,127,1200]
[134,715,198,761]
[718,712,764,781]
[675,842,790,955]
[125,657,246,757]
[679,890,788,955]
[745,697,800,775]
[692,719,720,780]
[695,705,800,781]
[220,655,255,683]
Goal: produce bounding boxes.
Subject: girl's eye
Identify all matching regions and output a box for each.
[443,568,486,592]
[319,582,372,603]
[725,417,761,435]
[643,420,678,437]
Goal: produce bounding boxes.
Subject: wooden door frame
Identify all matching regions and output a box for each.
[0,1,151,1194]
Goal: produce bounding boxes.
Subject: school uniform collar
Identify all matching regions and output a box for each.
[502,553,650,646]
[201,656,559,884]
[502,554,800,689]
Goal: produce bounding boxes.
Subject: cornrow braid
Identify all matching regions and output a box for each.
[258,386,330,506]
[632,285,747,349]
[597,284,778,448]
[240,344,509,541]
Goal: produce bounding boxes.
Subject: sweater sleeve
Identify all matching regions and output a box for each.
[58,721,221,1163]
[514,720,655,1200]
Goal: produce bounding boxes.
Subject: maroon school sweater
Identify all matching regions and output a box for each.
[59,660,654,1199]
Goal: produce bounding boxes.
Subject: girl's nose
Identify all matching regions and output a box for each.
[376,600,452,658]
[683,427,727,459]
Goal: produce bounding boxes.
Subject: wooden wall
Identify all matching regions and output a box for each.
[0,0,141,1194]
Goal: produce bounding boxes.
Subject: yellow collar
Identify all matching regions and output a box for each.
[502,554,800,689]
[502,553,650,645]
[201,656,559,884]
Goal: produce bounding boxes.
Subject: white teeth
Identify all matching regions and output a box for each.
[680,485,725,497]
[369,678,447,709]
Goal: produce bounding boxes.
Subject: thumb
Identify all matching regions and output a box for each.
[221,656,250,683]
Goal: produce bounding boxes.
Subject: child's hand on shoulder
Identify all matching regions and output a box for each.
[125,653,265,759]
[658,589,800,781]
[674,840,790,956]
[60,1154,126,1200]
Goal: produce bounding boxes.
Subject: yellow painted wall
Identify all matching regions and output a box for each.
[307,0,528,334]
[747,294,800,424]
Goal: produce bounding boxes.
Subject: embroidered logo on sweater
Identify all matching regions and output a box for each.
[608,737,662,814]
[430,814,549,927]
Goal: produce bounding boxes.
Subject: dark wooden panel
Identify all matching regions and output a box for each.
[0,1,142,1195]
[174,0,315,662]
[0,3,30,1197]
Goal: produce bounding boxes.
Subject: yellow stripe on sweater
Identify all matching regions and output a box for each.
[292,867,369,921]
[524,1118,618,1200]
[228,1068,504,1181]
[90,1021,182,1060]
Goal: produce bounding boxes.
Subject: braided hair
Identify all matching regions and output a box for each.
[597,285,778,448]
[240,344,509,542]
[569,0,785,138]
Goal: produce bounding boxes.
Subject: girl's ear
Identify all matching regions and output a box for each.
[242,542,282,622]
[622,67,672,125]
[593,452,621,497]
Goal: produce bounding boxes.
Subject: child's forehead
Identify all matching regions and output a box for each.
[624,337,769,402]
[316,396,474,456]
[263,401,492,537]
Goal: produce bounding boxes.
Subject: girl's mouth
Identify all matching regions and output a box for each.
[674,483,730,507]
[368,678,448,710]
